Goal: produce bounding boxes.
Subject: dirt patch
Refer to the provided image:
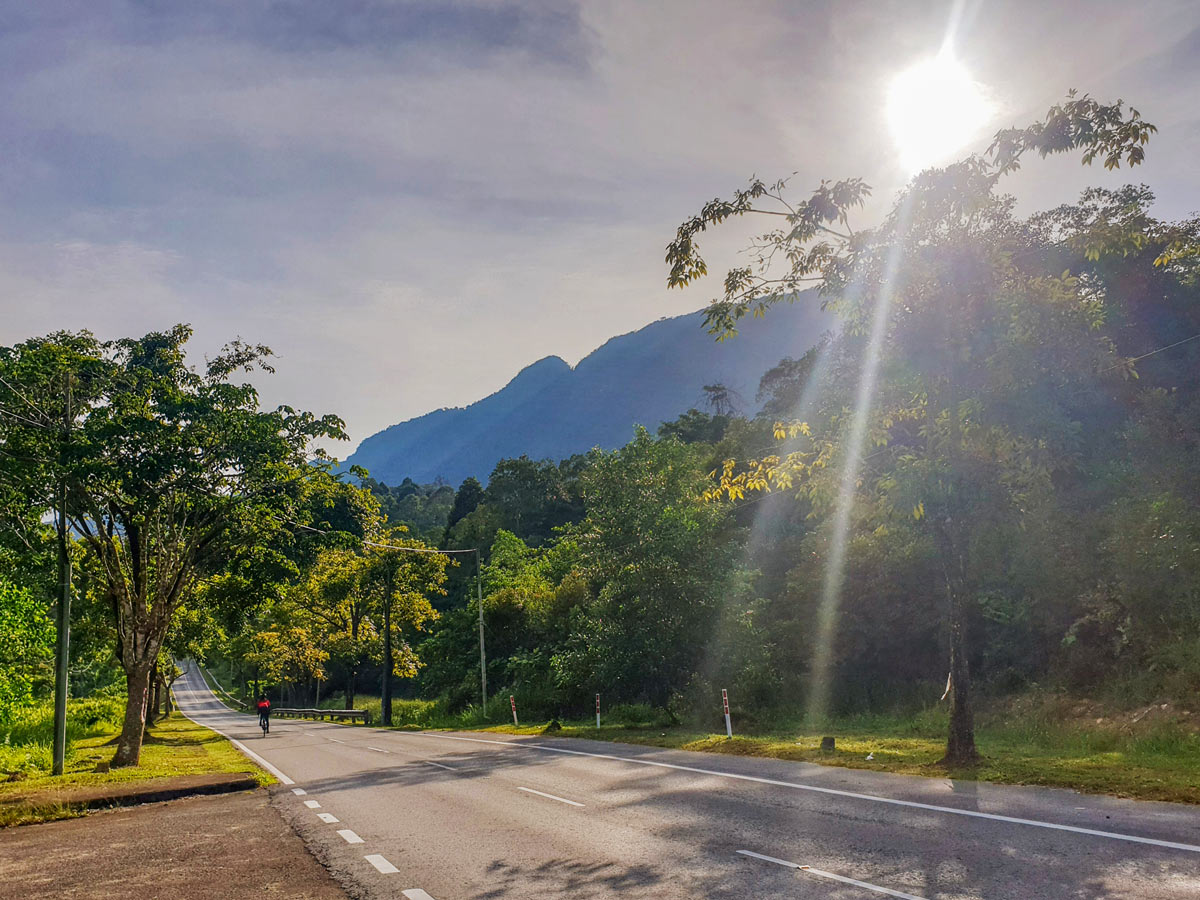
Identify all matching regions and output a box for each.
[0,787,350,899]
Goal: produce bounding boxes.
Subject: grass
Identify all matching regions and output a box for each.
[453,703,1200,805]
[0,705,270,827]
[228,685,1200,805]
[195,665,249,710]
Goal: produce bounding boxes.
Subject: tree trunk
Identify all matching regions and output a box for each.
[113,663,153,767]
[163,677,173,714]
[345,670,356,710]
[936,527,979,767]
[381,599,393,727]
[145,662,161,728]
[941,590,978,764]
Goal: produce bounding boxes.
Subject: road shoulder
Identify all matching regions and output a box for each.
[0,786,351,900]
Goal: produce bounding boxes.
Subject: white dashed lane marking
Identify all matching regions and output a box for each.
[303,799,321,809]
[338,829,365,844]
[365,854,399,874]
[517,786,584,807]
[317,812,339,824]
[291,788,307,795]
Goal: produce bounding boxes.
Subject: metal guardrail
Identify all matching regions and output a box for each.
[273,707,371,725]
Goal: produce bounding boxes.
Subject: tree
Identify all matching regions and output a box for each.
[363,528,447,726]
[292,548,377,710]
[444,477,485,535]
[665,93,1158,764]
[553,429,740,708]
[0,326,345,766]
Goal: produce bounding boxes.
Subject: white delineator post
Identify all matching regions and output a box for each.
[510,695,518,726]
[722,688,732,738]
[595,694,601,729]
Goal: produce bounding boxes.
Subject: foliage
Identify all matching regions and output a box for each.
[0,579,56,724]
[662,92,1198,763]
[363,475,456,544]
[552,428,742,707]
[0,325,346,765]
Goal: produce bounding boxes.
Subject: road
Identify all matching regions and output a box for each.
[174,664,1200,899]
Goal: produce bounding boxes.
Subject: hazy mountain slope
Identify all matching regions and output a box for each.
[347,300,829,484]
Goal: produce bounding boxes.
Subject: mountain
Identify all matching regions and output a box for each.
[347,300,830,485]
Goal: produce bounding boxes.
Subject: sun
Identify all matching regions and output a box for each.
[886,53,993,172]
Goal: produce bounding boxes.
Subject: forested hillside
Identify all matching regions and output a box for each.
[346,301,831,485]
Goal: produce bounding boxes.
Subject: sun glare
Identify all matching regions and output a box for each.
[886,53,993,172]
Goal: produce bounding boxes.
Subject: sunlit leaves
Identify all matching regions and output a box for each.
[987,91,1156,175]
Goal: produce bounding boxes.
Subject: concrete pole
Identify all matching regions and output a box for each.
[476,548,487,713]
[51,375,72,776]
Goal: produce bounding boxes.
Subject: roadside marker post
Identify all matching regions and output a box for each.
[722,688,732,738]
[595,694,601,729]
[510,695,518,726]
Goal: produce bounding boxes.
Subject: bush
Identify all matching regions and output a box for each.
[0,695,123,776]
[607,703,674,728]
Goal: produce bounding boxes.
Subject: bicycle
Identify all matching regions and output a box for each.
[259,711,270,735]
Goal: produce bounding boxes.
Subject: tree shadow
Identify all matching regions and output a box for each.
[474,858,665,898]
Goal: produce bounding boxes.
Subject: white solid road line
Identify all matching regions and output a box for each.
[338,829,365,844]
[399,732,1200,854]
[517,786,585,807]
[364,854,399,874]
[401,890,437,899]
[303,799,321,809]
[317,812,339,824]
[227,737,296,785]
[292,788,307,795]
[172,675,296,785]
[737,850,928,900]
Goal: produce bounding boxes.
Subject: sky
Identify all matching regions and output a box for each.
[2,0,1198,455]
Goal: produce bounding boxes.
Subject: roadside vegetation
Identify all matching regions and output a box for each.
[2,93,1198,805]
[478,701,1200,805]
[0,697,265,826]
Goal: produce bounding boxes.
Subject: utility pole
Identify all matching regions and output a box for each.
[476,548,486,713]
[52,373,72,776]
[381,568,393,727]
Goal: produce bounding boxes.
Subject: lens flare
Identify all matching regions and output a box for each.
[805,194,915,724]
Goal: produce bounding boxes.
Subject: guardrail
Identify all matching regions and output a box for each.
[273,707,371,725]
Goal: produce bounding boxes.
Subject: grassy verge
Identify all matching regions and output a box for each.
[1,710,270,826]
[469,710,1200,805]
[195,664,248,710]
[291,690,1200,804]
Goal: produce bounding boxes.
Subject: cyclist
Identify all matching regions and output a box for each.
[256,695,271,734]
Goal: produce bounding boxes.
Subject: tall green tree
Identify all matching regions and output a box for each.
[666,93,1160,764]
[553,429,739,708]
[0,326,345,766]
[363,527,447,725]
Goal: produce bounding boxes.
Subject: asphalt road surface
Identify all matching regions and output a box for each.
[174,664,1200,899]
